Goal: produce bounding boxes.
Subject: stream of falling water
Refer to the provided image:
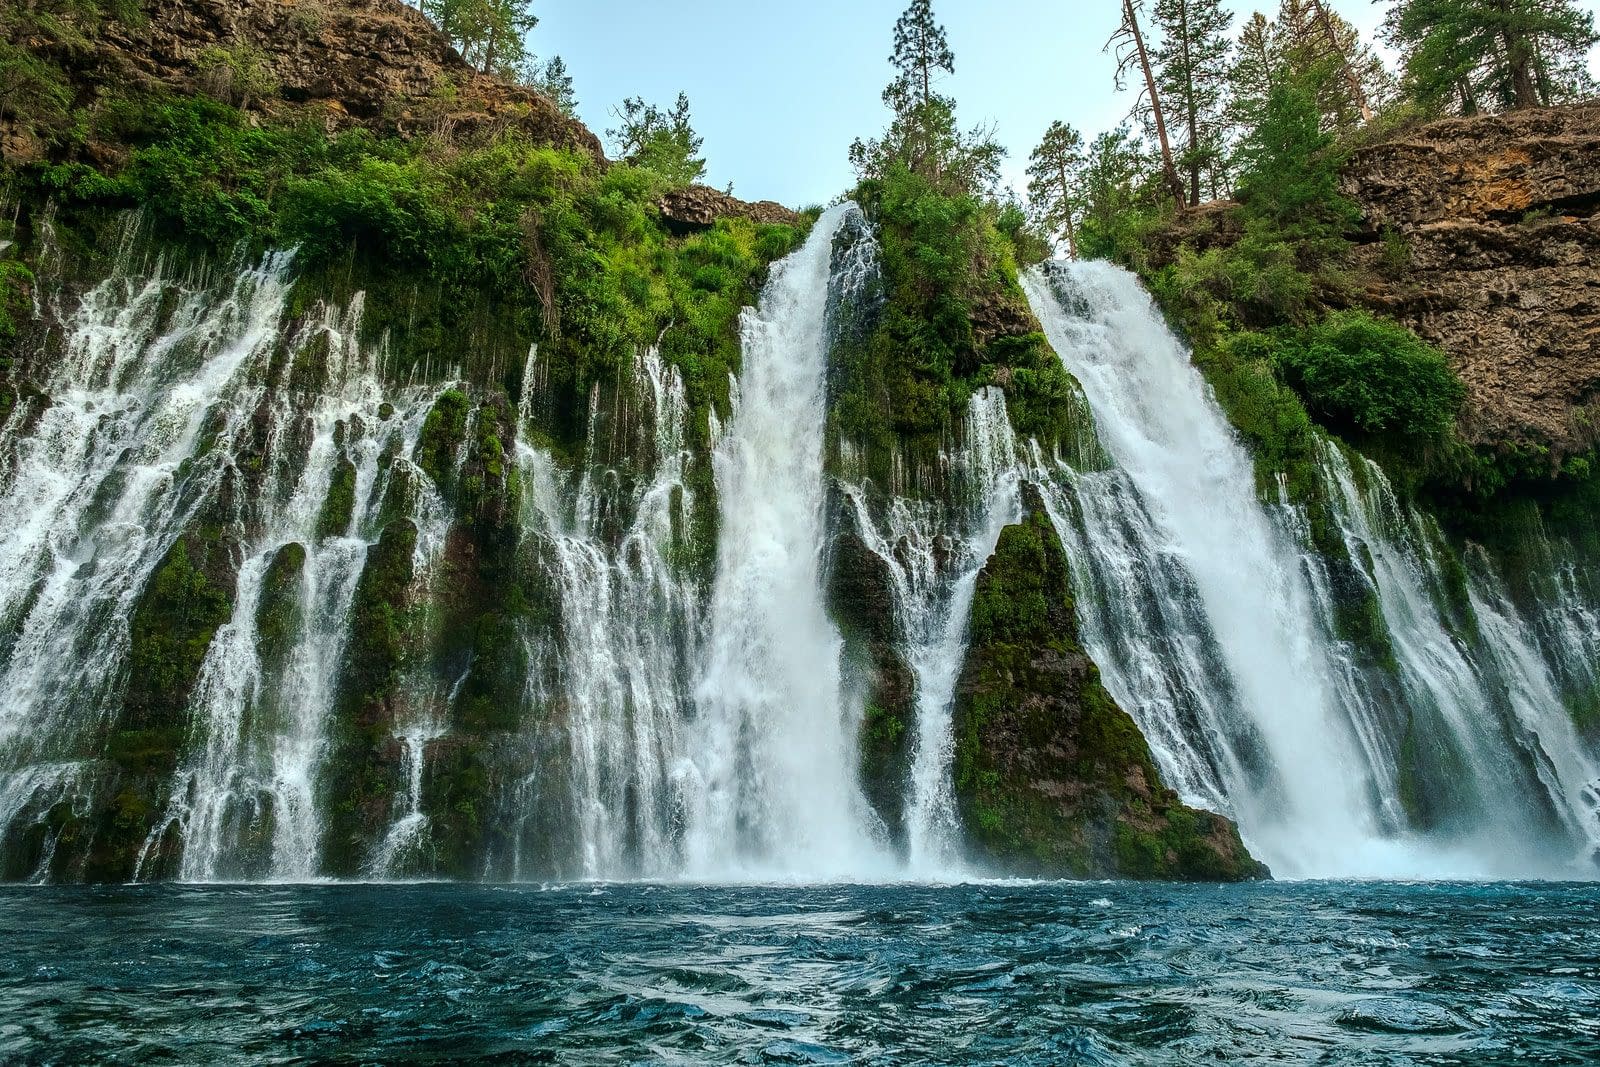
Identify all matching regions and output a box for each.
[1023,259,1600,877]
[0,230,294,878]
[683,203,892,878]
[510,343,701,880]
[839,389,1022,872]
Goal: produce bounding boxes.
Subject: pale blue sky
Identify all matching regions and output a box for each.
[533,1,1600,207]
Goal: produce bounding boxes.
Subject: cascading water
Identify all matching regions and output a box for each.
[839,388,1022,872]
[0,229,295,879]
[1023,259,1600,877]
[133,284,461,882]
[508,343,702,879]
[683,203,891,878]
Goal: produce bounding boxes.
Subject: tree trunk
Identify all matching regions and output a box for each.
[1310,0,1374,123]
[1057,161,1079,259]
[1122,0,1186,210]
[1502,27,1539,108]
[1177,0,1200,206]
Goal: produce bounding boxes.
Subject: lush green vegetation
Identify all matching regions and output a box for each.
[25,94,800,438]
[833,1,1091,477]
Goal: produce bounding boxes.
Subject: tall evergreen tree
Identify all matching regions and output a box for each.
[1110,0,1187,208]
[1075,126,1159,258]
[1228,13,1281,144]
[1027,120,1086,257]
[1153,0,1233,205]
[1384,0,1597,112]
[890,0,956,110]
[849,0,1003,192]
[1274,0,1392,129]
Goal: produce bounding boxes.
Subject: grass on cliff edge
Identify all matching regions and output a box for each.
[7,89,808,443]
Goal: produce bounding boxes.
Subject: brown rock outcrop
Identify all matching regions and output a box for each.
[1342,104,1600,456]
[11,0,600,158]
[658,185,800,234]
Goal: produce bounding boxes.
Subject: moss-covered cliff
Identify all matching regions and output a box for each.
[952,489,1268,881]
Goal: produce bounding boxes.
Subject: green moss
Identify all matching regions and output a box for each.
[415,389,471,492]
[320,518,419,874]
[0,260,34,342]
[830,167,1086,476]
[316,459,357,539]
[952,502,1266,881]
[256,541,306,669]
[421,740,492,877]
[123,530,234,735]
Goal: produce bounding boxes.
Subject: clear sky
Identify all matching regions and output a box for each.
[533,1,1600,207]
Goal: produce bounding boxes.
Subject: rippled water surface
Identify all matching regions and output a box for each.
[2,881,1598,1063]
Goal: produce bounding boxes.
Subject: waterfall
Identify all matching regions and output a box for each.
[683,203,891,878]
[1023,259,1600,877]
[508,344,700,879]
[0,232,294,878]
[839,389,1022,872]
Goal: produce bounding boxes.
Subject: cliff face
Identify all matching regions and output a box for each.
[5,0,600,161]
[1343,104,1600,459]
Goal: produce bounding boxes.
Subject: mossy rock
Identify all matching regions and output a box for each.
[316,458,358,540]
[251,542,305,683]
[951,486,1268,881]
[319,518,420,875]
[824,507,916,844]
[123,527,237,737]
[414,389,472,494]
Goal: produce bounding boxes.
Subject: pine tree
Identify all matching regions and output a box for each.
[534,55,577,115]
[1075,126,1159,257]
[1384,0,1597,112]
[1274,0,1392,130]
[1153,0,1233,205]
[1026,120,1086,257]
[607,92,706,186]
[890,0,956,110]
[1228,13,1281,148]
[849,0,1004,192]
[423,0,538,80]
[1109,0,1187,208]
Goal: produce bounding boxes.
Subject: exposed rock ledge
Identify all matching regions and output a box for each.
[657,185,800,234]
[8,0,601,161]
[1342,103,1600,458]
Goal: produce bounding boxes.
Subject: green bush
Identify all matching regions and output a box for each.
[1274,311,1465,439]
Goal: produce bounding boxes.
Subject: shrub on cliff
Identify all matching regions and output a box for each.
[1274,311,1465,440]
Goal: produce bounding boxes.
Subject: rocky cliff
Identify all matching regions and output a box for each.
[951,489,1267,881]
[4,0,599,162]
[1343,104,1600,460]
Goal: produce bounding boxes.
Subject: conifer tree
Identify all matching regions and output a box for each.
[890,0,956,110]
[1384,0,1597,112]
[849,0,1004,193]
[423,0,538,80]
[1109,0,1187,209]
[607,92,706,186]
[534,55,577,115]
[1228,13,1280,145]
[1153,0,1233,205]
[1274,0,1392,129]
[1027,120,1086,257]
